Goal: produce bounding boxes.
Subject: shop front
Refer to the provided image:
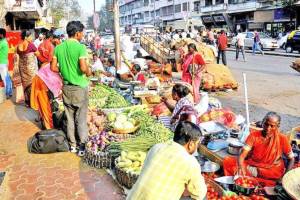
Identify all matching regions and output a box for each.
[5,0,43,30]
[201,14,228,30]
[264,8,296,38]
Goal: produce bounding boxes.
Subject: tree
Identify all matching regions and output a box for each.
[87,7,114,32]
[49,0,82,27]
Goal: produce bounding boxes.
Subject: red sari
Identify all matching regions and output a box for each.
[182,53,205,104]
[223,130,293,186]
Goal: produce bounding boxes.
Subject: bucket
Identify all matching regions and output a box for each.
[0,87,5,104]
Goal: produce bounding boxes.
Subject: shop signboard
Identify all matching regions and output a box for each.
[6,31,21,71]
[213,14,225,23]
[8,0,37,12]
[274,8,290,21]
[201,15,214,23]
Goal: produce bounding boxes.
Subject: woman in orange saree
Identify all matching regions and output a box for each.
[181,43,206,104]
[223,112,294,186]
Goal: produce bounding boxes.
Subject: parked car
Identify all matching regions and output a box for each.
[100,34,114,46]
[277,33,289,49]
[231,32,279,50]
[286,30,300,53]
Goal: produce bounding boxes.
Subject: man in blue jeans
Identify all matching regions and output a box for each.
[252,30,264,55]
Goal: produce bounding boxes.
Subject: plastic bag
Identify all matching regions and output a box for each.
[194,92,209,116]
[199,108,236,127]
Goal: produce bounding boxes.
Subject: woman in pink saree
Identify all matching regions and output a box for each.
[182,43,206,104]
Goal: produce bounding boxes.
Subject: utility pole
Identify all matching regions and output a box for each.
[113,0,121,70]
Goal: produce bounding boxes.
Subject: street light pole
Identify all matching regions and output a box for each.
[113,0,121,70]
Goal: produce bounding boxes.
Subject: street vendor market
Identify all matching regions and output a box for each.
[1,18,300,200]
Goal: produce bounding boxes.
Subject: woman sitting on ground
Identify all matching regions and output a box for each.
[161,84,198,128]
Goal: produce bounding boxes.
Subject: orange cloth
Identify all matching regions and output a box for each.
[223,130,293,185]
[30,76,53,129]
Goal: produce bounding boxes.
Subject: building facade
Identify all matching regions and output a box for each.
[1,0,49,30]
[119,0,299,36]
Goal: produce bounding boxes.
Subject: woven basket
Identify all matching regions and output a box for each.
[83,149,113,169]
[114,160,139,189]
[282,167,300,200]
[205,178,224,197]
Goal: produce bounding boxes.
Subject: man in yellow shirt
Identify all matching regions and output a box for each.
[127,121,207,200]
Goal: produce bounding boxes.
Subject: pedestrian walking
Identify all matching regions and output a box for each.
[0,28,11,98]
[51,21,92,156]
[236,30,246,62]
[252,30,264,55]
[207,28,215,46]
[217,30,228,65]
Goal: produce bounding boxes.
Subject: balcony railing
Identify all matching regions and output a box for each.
[227,1,256,12]
[200,3,227,13]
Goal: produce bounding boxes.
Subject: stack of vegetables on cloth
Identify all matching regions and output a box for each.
[223,112,295,187]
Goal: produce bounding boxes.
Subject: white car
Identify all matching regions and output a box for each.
[231,32,279,51]
[100,34,114,46]
[277,33,289,49]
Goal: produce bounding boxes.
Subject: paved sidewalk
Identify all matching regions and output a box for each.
[0,100,124,200]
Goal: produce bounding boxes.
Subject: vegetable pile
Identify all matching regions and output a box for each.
[89,84,130,109]
[107,112,137,130]
[207,183,220,200]
[108,107,174,156]
[235,177,257,188]
[86,131,121,153]
[87,109,107,136]
[115,151,147,175]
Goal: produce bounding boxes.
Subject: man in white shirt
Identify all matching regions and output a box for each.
[91,53,104,72]
[236,30,246,62]
[34,33,44,48]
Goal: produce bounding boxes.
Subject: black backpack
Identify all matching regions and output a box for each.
[27,129,70,154]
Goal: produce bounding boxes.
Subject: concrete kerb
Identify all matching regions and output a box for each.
[227,48,300,58]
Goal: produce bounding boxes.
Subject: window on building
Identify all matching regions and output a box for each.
[167,5,173,16]
[145,11,149,17]
[194,1,200,12]
[182,2,188,11]
[162,7,167,16]
[205,0,213,6]
[151,11,155,17]
[144,0,149,6]
[175,4,181,13]
[156,9,160,16]
[216,0,224,4]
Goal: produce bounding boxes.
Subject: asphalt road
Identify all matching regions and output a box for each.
[214,51,300,132]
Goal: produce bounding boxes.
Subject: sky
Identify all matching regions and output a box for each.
[78,0,106,13]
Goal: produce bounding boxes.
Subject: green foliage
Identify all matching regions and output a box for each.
[49,0,82,27]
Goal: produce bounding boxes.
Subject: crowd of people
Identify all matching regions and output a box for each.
[0,21,296,200]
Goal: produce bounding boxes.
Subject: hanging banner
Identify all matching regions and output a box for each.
[6,31,21,71]
[93,13,100,30]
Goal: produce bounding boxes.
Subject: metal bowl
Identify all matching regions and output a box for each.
[201,161,220,173]
[214,176,234,191]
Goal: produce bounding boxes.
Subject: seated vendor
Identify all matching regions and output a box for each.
[117,62,134,82]
[161,84,198,127]
[104,58,116,77]
[91,53,104,74]
[127,121,207,200]
[131,64,146,84]
[223,112,295,186]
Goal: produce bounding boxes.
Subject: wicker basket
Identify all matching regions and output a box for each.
[83,149,113,169]
[282,167,300,200]
[110,132,136,140]
[114,160,139,189]
[205,178,224,197]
